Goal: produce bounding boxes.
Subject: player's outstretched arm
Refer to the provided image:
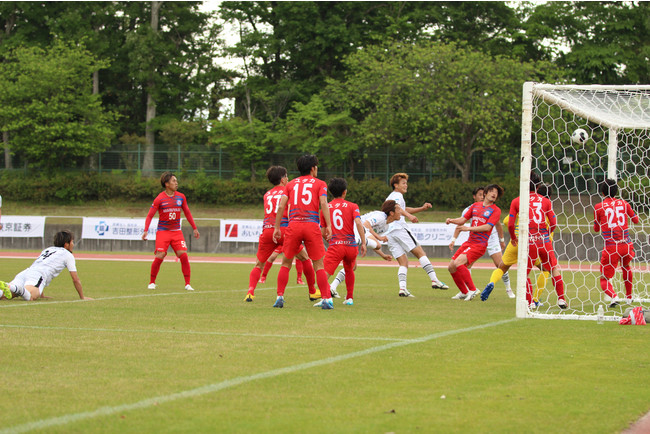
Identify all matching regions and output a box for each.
[70,271,93,300]
[406,202,432,215]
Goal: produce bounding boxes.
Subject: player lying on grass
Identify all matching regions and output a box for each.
[446,184,504,301]
[328,200,400,298]
[0,230,92,301]
[313,178,366,306]
[245,165,317,302]
[449,186,512,298]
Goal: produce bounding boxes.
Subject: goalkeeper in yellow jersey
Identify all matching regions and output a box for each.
[481,175,551,304]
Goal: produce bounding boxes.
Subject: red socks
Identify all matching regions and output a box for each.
[261,261,273,279]
[150,257,163,284]
[299,259,317,294]
[316,269,331,299]
[451,265,474,294]
[248,267,262,293]
[277,266,290,296]
[179,253,191,285]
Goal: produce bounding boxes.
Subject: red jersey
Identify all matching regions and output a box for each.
[508,193,556,242]
[594,197,638,246]
[462,201,501,245]
[263,185,288,229]
[323,198,361,246]
[144,191,196,232]
[283,175,328,224]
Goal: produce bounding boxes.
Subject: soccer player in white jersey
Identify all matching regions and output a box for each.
[449,186,513,298]
[385,173,448,297]
[0,230,92,301]
[329,200,399,296]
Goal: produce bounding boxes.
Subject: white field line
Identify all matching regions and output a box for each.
[0,323,407,342]
[0,286,277,309]
[0,318,517,434]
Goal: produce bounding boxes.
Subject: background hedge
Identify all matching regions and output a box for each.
[0,171,521,210]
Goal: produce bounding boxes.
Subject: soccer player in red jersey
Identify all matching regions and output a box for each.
[245,166,316,302]
[318,178,366,306]
[446,184,504,301]
[593,178,639,306]
[142,172,200,291]
[272,154,333,309]
[508,177,567,309]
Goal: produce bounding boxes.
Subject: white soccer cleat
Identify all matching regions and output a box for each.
[330,287,341,299]
[343,298,354,306]
[609,296,620,308]
[147,283,157,290]
[506,288,515,299]
[185,284,195,291]
[431,279,449,290]
[313,299,323,307]
[451,292,467,300]
[557,299,568,309]
[464,290,477,301]
[398,289,414,298]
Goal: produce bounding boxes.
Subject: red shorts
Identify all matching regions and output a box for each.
[256,228,284,263]
[452,241,486,266]
[600,243,634,279]
[283,222,326,260]
[527,240,558,272]
[323,244,357,275]
[155,230,187,253]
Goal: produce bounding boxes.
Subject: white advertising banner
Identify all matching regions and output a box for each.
[82,217,159,240]
[0,216,46,238]
[405,223,470,247]
[220,219,263,243]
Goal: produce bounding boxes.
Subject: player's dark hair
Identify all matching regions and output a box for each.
[530,172,541,192]
[537,183,553,199]
[472,186,484,196]
[484,184,504,200]
[599,178,618,198]
[296,154,319,176]
[53,230,74,248]
[266,166,287,186]
[389,173,408,190]
[328,178,347,198]
[382,200,397,216]
[160,171,175,189]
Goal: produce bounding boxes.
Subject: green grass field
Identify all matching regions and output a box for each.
[1,256,649,433]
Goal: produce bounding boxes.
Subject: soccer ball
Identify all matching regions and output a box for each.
[571,128,589,145]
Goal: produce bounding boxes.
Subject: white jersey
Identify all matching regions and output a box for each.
[386,191,406,230]
[361,210,390,235]
[28,247,77,288]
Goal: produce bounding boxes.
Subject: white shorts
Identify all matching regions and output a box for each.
[386,227,419,258]
[11,269,46,295]
[486,231,502,256]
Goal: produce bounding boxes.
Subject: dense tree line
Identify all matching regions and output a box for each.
[0,1,647,180]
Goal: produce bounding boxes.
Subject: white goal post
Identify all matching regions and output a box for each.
[518,82,650,321]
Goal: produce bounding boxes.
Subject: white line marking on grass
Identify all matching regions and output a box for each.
[0,286,280,309]
[0,324,407,342]
[1,318,517,433]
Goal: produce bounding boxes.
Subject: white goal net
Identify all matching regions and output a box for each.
[518,83,650,321]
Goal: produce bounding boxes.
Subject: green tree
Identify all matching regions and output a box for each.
[0,42,116,168]
[318,41,559,181]
[525,1,650,84]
